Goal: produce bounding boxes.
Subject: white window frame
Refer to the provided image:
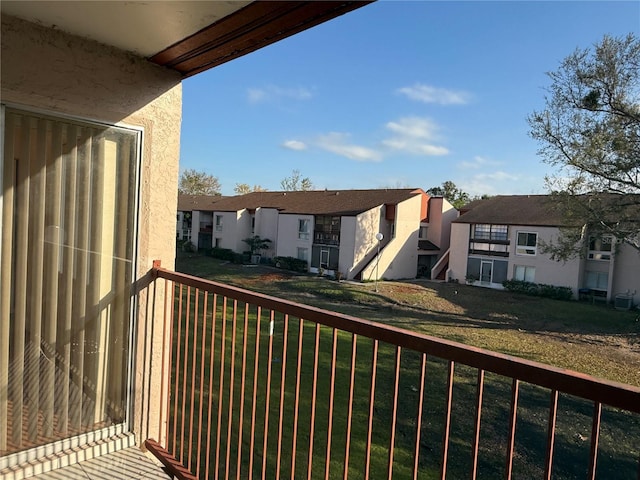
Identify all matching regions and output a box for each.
[514,265,535,282]
[298,218,310,240]
[215,214,223,231]
[588,235,613,261]
[297,247,308,262]
[585,271,608,291]
[516,231,537,256]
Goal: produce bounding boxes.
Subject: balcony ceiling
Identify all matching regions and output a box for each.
[1,1,371,77]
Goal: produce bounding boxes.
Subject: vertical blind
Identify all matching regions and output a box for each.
[0,108,138,455]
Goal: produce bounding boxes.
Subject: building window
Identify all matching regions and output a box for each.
[467,257,508,284]
[473,224,508,241]
[298,219,310,239]
[419,226,428,239]
[586,271,608,291]
[514,265,535,282]
[297,247,308,261]
[588,235,613,261]
[214,238,221,248]
[516,232,537,255]
[251,216,255,234]
[215,215,223,231]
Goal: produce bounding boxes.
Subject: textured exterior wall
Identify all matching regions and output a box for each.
[1,14,182,450]
[611,243,640,303]
[361,195,421,280]
[449,223,470,283]
[276,214,313,260]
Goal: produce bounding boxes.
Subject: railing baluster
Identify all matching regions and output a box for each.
[276,314,290,480]
[179,286,191,464]
[412,353,427,480]
[587,401,602,480]
[248,306,262,479]
[325,328,339,480]
[236,303,250,480]
[291,318,305,478]
[161,279,174,447]
[195,291,209,478]
[204,294,218,480]
[215,297,228,480]
[262,310,276,480]
[187,289,199,472]
[470,369,485,480]
[505,378,520,480]
[307,323,321,480]
[544,389,559,480]
[364,339,379,480]
[343,333,358,480]
[171,283,183,457]
[387,346,402,480]
[225,300,238,477]
[440,360,455,479]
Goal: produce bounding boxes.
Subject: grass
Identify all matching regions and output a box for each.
[169,252,640,479]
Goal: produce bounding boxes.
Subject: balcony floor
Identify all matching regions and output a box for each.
[30,447,171,480]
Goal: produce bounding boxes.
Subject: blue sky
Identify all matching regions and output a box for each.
[180,1,639,197]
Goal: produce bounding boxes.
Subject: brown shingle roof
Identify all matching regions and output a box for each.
[454,195,566,226]
[177,194,226,212]
[208,189,425,216]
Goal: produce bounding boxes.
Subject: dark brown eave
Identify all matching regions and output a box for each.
[151,1,373,78]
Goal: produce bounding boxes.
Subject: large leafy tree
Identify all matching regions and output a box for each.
[280,169,314,191]
[178,169,222,195]
[427,181,471,209]
[528,33,640,258]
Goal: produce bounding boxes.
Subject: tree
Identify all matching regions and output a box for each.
[528,33,640,258]
[242,235,272,256]
[427,181,471,209]
[178,169,222,195]
[280,169,314,191]
[234,183,268,195]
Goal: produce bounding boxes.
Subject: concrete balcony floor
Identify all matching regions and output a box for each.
[30,447,171,480]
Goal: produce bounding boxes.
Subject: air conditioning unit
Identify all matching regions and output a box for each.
[614,294,633,311]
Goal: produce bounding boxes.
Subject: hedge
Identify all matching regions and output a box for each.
[502,279,573,301]
[273,256,308,273]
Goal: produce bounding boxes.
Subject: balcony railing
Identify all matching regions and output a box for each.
[147,266,640,480]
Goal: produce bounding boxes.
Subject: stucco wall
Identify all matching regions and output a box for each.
[361,195,420,280]
[276,214,313,260]
[611,243,640,301]
[256,208,279,258]
[507,226,581,295]
[1,15,182,448]
[449,223,470,282]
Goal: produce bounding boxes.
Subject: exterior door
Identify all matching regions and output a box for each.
[480,261,493,283]
[0,108,139,458]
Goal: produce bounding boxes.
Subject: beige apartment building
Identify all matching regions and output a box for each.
[186,189,456,281]
[448,195,640,305]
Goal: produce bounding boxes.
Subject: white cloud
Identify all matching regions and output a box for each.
[473,171,520,182]
[282,140,308,151]
[459,156,501,169]
[382,116,449,156]
[247,85,313,104]
[397,83,471,105]
[316,132,383,162]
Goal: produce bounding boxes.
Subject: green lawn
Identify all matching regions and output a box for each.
[168,252,640,479]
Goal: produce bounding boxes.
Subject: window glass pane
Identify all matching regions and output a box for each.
[1,109,138,454]
[493,260,508,283]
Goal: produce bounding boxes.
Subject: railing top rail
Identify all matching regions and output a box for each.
[154,266,640,413]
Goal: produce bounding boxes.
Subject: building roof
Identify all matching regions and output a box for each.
[208,189,426,216]
[454,195,567,226]
[178,194,226,212]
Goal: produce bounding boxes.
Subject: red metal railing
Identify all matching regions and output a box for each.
[148,266,640,480]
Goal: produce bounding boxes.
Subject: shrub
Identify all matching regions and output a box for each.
[209,247,236,261]
[502,279,573,301]
[274,256,308,273]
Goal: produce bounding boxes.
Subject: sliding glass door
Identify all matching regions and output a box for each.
[0,108,139,456]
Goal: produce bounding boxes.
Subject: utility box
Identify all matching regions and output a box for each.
[614,294,633,311]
